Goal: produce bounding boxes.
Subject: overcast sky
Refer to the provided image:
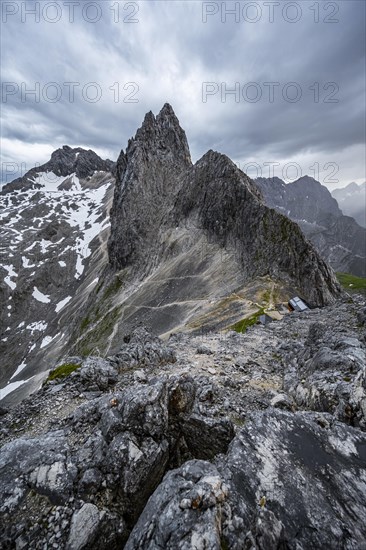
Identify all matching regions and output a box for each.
[1,0,365,188]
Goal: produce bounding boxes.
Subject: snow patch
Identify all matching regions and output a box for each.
[55,296,72,313]
[32,171,67,192]
[40,335,56,349]
[0,377,35,400]
[26,321,48,333]
[2,264,18,290]
[22,256,36,268]
[10,361,27,380]
[32,287,51,304]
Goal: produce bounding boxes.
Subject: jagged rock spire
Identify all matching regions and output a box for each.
[108,105,192,269]
[130,103,192,168]
[108,104,340,307]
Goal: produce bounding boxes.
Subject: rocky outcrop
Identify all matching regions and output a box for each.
[1,298,366,549]
[108,105,341,312]
[283,321,366,429]
[128,410,366,550]
[255,176,366,277]
[0,331,234,548]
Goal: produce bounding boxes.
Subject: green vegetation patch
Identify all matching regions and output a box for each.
[102,275,124,301]
[47,362,81,381]
[229,308,265,333]
[337,273,366,296]
[76,305,122,356]
[80,316,91,331]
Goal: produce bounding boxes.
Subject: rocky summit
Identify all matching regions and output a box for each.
[0,105,365,549]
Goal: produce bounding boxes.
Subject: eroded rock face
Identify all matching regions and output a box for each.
[284,321,366,429]
[174,151,340,307]
[125,460,228,550]
[108,103,192,271]
[128,409,366,550]
[221,409,366,549]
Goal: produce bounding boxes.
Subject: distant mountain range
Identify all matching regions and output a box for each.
[332,181,366,228]
[255,176,366,277]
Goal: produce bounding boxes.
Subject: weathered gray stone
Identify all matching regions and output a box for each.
[221,409,366,549]
[67,503,101,550]
[270,393,295,410]
[125,460,227,550]
[127,409,366,550]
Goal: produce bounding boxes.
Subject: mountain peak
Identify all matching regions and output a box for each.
[292,175,321,187]
[159,102,175,115]
[132,104,191,167]
[109,106,340,307]
[156,102,180,126]
[1,146,115,195]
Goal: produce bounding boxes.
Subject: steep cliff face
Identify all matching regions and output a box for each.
[174,151,339,306]
[108,104,340,313]
[108,104,192,271]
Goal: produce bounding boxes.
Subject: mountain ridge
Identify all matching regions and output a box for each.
[1,103,366,550]
[108,105,340,308]
[1,104,342,407]
[1,145,115,195]
[255,174,366,276]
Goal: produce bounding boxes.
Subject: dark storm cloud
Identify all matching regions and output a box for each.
[1,0,365,186]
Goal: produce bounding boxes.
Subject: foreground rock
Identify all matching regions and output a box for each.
[1,299,365,549]
[0,333,234,548]
[282,316,366,430]
[127,409,366,549]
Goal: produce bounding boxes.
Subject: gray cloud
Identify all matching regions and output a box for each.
[1,0,365,188]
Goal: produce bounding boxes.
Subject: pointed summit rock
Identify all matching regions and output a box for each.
[108,104,192,269]
[130,103,191,167]
[108,104,340,315]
